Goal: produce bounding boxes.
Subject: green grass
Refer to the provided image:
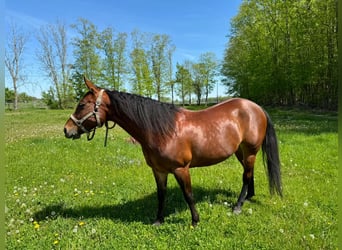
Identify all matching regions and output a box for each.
[5,108,337,249]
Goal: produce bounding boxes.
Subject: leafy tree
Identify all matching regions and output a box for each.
[70,70,85,100]
[5,88,35,108]
[42,87,59,109]
[130,30,153,97]
[18,92,35,103]
[192,63,205,105]
[198,52,218,105]
[130,48,153,97]
[149,34,174,101]
[71,18,103,96]
[101,27,128,90]
[5,87,15,103]
[222,0,337,110]
[175,63,192,106]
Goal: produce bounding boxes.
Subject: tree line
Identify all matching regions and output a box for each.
[5,18,218,110]
[6,1,338,111]
[221,0,338,110]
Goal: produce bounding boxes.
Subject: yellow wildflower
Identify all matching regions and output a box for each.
[33,221,40,230]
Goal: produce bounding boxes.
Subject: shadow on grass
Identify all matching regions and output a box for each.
[33,186,238,225]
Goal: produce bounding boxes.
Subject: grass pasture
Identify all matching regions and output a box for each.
[5,108,338,249]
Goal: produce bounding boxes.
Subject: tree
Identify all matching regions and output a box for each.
[42,87,59,109]
[149,34,174,101]
[166,45,176,104]
[183,60,194,105]
[192,63,205,105]
[130,30,153,97]
[5,21,29,110]
[5,87,15,103]
[36,21,72,109]
[71,18,103,97]
[18,92,35,103]
[5,88,35,108]
[222,0,337,110]
[101,27,128,90]
[175,63,192,106]
[198,52,218,105]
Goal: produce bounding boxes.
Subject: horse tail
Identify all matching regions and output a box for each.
[262,111,282,197]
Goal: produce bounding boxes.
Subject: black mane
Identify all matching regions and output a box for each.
[106,90,180,137]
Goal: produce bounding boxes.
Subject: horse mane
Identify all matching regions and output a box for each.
[106,90,180,137]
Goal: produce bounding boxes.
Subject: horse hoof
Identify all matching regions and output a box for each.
[152,220,163,226]
[233,206,242,215]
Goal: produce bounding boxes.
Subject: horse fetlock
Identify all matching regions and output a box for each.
[153,219,164,226]
[191,220,199,227]
[233,204,243,215]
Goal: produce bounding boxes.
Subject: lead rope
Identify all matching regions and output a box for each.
[104,121,116,147]
[87,128,96,141]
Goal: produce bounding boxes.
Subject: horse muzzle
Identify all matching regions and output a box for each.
[65,130,81,140]
[64,121,82,140]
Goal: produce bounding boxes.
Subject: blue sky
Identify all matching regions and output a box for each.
[5,0,242,98]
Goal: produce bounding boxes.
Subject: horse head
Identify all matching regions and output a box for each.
[64,77,109,140]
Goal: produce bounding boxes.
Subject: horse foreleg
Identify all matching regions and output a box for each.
[174,167,199,227]
[152,169,168,225]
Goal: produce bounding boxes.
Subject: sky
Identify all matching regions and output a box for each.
[5,0,242,98]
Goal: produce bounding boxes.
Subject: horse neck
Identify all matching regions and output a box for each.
[106,94,152,145]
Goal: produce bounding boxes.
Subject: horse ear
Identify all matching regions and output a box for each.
[84,77,99,93]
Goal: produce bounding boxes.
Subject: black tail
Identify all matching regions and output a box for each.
[262,111,282,197]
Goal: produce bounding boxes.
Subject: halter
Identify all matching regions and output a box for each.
[70,89,116,145]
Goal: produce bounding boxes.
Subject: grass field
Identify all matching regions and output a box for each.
[5,107,337,249]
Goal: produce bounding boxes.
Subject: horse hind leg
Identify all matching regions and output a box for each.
[235,147,255,199]
[233,147,256,214]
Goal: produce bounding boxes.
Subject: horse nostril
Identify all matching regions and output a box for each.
[64,127,67,134]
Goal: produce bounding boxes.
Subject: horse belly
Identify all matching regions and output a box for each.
[190,142,235,167]
[187,123,240,168]
[190,155,231,168]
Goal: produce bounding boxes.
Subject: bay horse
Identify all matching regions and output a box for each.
[64,78,282,226]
